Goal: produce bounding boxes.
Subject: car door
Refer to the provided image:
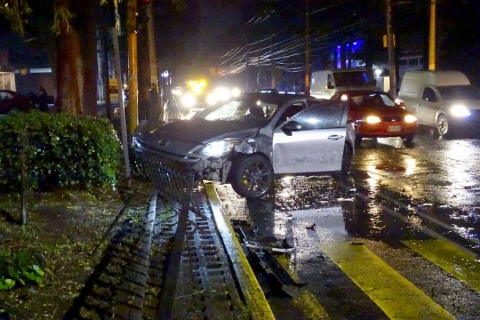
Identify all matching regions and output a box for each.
[418,86,439,125]
[272,101,348,174]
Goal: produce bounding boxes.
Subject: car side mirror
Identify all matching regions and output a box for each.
[282,121,302,136]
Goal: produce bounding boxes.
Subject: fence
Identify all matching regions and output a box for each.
[133,144,196,320]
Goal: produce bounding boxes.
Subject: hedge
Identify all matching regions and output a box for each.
[0,111,122,192]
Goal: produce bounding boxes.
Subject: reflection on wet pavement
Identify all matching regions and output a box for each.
[214,131,480,319]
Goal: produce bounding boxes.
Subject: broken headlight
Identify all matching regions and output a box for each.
[195,139,241,157]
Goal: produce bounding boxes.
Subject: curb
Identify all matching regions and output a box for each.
[204,182,275,320]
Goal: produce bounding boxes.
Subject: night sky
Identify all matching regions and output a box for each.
[1,0,479,86]
[154,0,480,85]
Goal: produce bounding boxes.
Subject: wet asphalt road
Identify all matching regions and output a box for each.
[215,127,480,320]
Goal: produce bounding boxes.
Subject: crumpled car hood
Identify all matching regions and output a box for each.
[136,119,262,155]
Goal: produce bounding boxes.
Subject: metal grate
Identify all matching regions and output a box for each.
[134,146,195,203]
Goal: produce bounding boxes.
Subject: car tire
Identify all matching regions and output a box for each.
[229,153,274,199]
[403,134,415,143]
[434,114,449,138]
[341,143,353,175]
[354,135,362,147]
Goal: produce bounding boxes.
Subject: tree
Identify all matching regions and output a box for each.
[0,0,101,115]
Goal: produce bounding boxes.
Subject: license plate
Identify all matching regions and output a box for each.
[387,125,401,132]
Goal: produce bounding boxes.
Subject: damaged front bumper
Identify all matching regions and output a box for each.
[132,136,254,184]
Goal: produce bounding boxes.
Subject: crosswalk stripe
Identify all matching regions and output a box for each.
[319,241,455,320]
[403,239,480,293]
[275,255,329,320]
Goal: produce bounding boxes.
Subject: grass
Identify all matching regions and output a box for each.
[0,187,127,319]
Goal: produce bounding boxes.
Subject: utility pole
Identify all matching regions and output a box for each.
[386,0,397,98]
[304,0,310,96]
[245,51,249,92]
[147,1,158,87]
[429,0,436,71]
[127,0,139,135]
[112,0,131,178]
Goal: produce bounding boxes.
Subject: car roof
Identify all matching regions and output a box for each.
[336,90,388,95]
[242,92,310,104]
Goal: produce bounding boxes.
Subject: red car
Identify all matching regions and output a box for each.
[0,90,35,114]
[331,90,418,146]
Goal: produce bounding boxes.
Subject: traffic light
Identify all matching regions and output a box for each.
[136,0,150,30]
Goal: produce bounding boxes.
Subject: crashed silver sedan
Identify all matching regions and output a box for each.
[132,92,355,198]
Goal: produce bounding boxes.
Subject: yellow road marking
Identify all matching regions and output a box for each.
[276,255,329,320]
[319,242,455,320]
[403,239,480,293]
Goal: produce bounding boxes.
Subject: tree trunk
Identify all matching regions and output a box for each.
[56,31,82,114]
[73,0,98,116]
[54,0,98,115]
[55,0,82,114]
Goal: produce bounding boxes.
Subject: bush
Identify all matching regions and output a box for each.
[0,111,122,192]
[0,250,45,290]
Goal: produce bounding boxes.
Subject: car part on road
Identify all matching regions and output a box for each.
[235,225,307,298]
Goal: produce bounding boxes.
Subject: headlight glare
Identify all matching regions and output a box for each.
[450,105,471,117]
[404,114,417,123]
[171,87,182,95]
[181,93,196,108]
[206,93,218,105]
[365,115,381,124]
[231,87,241,97]
[196,140,240,157]
[214,87,231,101]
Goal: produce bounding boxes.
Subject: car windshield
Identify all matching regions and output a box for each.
[193,97,279,122]
[437,85,480,100]
[349,93,396,108]
[334,71,372,87]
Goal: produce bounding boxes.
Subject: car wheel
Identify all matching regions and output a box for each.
[354,135,362,147]
[341,143,353,175]
[229,154,274,199]
[403,134,415,143]
[435,114,449,138]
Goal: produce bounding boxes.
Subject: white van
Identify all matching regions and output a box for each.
[310,69,376,99]
[396,71,480,137]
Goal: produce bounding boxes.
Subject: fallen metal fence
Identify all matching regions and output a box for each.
[133,146,195,203]
[133,145,195,320]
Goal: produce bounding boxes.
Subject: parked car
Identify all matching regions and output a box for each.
[133,92,355,198]
[0,90,35,114]
[331,90,418,146]
[395,71,480,137]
